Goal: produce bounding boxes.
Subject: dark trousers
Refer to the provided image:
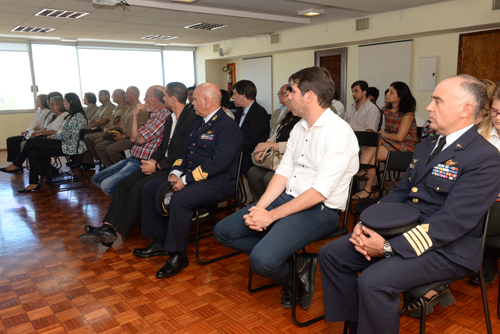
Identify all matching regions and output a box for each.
[13,138,63,184]
[104,168,170,236]
[141,180,233,252]
[6,135,24,162]
[318,235,470,334]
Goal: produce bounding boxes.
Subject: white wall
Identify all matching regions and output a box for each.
[196,0,500,116]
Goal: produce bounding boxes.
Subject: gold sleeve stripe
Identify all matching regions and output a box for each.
[403,232,422,256]
[410,229,430,251]
[416,225,433,249]
[173,159,183,167]
[406,231,426,254]
[192,166,208,182]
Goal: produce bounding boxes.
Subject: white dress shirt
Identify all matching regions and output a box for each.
[488,126,500,152]
[239,101,254,127]
[276,109,359,210]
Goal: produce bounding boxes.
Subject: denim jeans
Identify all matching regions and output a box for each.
[92,157,142,197]
[214,192,340,286]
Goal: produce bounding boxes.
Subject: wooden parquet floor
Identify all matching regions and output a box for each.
[1,150,500,333]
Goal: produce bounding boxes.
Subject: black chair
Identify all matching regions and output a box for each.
[400,202,498,334]
[46,129,90,191]
[351,150,413,225]
[248,179,354,327]
[354,131,382,195]
[193,152,244,265]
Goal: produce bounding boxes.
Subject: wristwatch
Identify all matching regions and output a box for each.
[382,241,394,258]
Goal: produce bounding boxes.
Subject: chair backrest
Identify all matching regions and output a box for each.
[340,178,354,234]
[380,150,413,188]
[235,151,244,195]
[355,131,381,148]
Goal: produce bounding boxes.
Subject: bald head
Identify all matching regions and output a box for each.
[144,85,165,111]
[112,89,126,105]
[193,83,222,117]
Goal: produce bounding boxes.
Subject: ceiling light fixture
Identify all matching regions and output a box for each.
[141,35,178,40]
[11,26,54,33]
[298,8,325,16]
[185,23,227,31]
[171,0,200,3]
[36,9,88,19]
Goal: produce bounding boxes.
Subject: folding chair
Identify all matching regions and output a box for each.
[354,131,382,195]
[248,179,354,327]
[400,202,498,334]
[193,152,244,265]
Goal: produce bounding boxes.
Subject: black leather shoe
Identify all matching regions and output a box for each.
[134,241,169,258]
[471,257,498,285]
[17,184,41,193]
[0,166,23,173]
[296,252,319,310]
[281,284,302,308]
[84,225,98,233]
[156,255,189,278]
[79,224,118,245]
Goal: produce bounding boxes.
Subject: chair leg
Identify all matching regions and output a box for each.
[291,253,325,327]
[195,209,241,265]
[419,297,426,334]
[248,267,276,293]
[479,267,493,334]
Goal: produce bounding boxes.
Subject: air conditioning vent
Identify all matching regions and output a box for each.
[493,0,500,10]
[185,23,227,31]
[141,35,178,40]
[356,18,369,31]
[270,32,280,45]
[36,9,88,19]
[213,44,219,53]
[11,26,54,33]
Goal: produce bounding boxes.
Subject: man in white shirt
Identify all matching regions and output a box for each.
[215,67,359,310]
[269,84,290,137]
[343,80,380,132]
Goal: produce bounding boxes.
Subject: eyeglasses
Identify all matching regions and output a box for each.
[487,108,500,117]
[277,91,287,96]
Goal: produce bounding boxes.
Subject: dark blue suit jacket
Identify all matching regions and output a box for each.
[171,108,243,192]
[236,101,270,175]
[380,126,500,272]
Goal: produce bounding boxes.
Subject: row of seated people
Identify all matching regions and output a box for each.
[78,67,500,334]
[3,68,499,332]
[2,93,88,191]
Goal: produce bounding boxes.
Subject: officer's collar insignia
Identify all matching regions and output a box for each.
[446,159,458,166]
[456,143,462,148]
[207,130,213,134]
[211,115,218,121]
[431,140,436,143]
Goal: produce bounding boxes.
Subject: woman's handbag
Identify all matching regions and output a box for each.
[251,146,282,171]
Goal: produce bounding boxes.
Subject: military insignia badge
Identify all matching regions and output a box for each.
[201,134,214,140]
[445,159,458,166]
[211,115,218,121]
[456,143,462,148]
[207,130,213,134]
[413,159,418,163]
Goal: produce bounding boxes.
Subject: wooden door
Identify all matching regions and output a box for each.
[315,48,347,105]
[458,29,500,84]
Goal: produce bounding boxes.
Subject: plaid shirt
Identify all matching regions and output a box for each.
[131,107,169,160]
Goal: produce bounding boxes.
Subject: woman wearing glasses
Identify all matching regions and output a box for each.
[479,85,500,150]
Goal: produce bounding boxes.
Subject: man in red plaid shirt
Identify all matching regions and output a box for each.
[92,85,169,197]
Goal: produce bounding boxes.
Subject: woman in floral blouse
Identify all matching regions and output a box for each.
[352,81,418,199]
[6,93,88,192]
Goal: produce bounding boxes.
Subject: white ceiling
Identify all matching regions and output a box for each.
[0,0,455,46]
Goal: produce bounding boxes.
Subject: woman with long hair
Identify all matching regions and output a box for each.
[353,81,419,199]
[0,93,88,192]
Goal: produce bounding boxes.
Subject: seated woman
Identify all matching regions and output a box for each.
[247,93,300,202]
[6,94,50,162]
[352,81,418,199]
[1,96,69,173]
[1,93,88,192]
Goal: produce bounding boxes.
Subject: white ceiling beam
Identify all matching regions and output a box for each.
[126,0,311,24]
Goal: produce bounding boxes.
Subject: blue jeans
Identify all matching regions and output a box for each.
[214,192,340,286]
[92,157,142,197]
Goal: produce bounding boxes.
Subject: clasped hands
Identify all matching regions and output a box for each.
[349,223,385,261]
[244,206,274,231]
[168,174,185,192]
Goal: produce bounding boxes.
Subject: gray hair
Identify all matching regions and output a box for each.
[152,88,165,102]
[457,74,488,119]
[50,96,65,112]
[127,86,140,99]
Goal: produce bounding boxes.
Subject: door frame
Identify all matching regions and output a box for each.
[315,47,348,106]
